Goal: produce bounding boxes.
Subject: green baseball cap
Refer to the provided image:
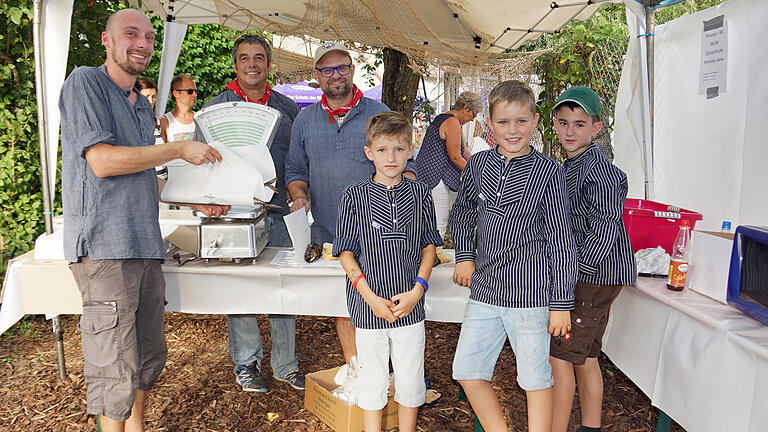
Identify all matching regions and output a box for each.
[554,86,602,121]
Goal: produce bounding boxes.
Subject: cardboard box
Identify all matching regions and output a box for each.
[688,230,734,303]
[304,367,398,432]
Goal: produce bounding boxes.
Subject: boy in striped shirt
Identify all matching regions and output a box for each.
[333,111,443,432]
[450,80,577,432]
[549,86,637,432]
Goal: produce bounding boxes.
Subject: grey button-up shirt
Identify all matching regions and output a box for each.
[285,97,416,244]
[59,65,164,262]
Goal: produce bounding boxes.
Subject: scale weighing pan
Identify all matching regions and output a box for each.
[194,101,281,186]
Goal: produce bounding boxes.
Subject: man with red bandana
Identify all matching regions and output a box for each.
[285,42,416,368]
[202,34,305,393]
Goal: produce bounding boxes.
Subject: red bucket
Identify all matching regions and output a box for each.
[622,199,703,254]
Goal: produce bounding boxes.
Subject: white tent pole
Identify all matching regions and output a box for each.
[33,0,52,236]
[644,6,656,200]
[33,0,67,382]
[155,20,188,118]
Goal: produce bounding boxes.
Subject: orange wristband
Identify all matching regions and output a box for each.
[352,273,366,290]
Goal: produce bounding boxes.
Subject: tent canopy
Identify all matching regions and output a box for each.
[38,0,622,209]
[130,0,615,67]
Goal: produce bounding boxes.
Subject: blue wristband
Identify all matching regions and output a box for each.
[412,276,428,292]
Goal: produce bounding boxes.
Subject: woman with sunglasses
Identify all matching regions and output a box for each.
[160,74,198,142]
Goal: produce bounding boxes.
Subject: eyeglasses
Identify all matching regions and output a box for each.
[174,89,197,95]
[315,64,352,78]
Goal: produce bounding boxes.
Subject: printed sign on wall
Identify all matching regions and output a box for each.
[699,15,727,99]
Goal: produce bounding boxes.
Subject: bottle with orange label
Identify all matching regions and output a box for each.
[667,220,692,291]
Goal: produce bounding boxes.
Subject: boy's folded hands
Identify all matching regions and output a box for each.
[361,283,426,322]
[366,295,398,323]
[548,310,572,337]
[390,284,425,319]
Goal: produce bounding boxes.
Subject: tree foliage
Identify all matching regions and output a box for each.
[526,4,628,161]
[142,18,242,111]
[1,1,43,277]
[0,1,124,281]
[528,0,725,161]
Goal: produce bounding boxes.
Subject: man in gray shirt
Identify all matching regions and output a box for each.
[59,9,226,432]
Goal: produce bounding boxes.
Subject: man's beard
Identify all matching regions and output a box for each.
[111,48,150,75]
[322,79,352,100]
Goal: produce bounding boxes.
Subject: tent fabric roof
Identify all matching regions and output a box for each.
[131,0,616,67]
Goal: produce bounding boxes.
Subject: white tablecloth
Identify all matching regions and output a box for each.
[603,277,768,432]
[0,248,470,336]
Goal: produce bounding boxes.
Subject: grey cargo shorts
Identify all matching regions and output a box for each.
[70,257,167,421]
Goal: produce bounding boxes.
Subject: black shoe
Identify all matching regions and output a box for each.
[235,364,268,393]
[273,370,305,390]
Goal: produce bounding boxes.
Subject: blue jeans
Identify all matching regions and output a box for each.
[228,314,299,378]
[227,214,298,378]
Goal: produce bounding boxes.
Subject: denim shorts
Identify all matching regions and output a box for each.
[356,321,426,410]
[452,300,553,391]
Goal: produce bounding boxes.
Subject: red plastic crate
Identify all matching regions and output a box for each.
[622,199,703,254]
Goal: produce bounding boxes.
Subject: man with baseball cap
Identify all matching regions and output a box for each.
[285,41,416,367]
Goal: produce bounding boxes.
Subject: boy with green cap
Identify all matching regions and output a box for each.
[549,86,636,432]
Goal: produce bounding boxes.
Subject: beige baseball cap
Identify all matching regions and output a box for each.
[313,41,351,67]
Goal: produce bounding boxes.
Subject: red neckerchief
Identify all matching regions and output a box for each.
[321,85,364,123]
[226,79,272,105]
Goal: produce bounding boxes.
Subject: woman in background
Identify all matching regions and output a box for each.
[136,77,163,145]
[137,77,168,180]
[415,91,483,240]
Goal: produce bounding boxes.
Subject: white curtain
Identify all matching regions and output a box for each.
[155,21,188,117]
[42,0,75,207]
[614,0,651,200]
[651,0,768,229]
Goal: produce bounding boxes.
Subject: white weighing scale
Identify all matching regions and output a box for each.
[163,101,282,261]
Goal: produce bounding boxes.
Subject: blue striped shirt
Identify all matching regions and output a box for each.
[564,144,637,285]
[333,177,443,329]
[449,147,577,310]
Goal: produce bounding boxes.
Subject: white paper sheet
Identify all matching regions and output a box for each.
[283,209,310,254]
[270,249,343,268]
[161,142,273,205]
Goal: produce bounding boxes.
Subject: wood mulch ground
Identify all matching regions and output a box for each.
[0,313,684,431]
